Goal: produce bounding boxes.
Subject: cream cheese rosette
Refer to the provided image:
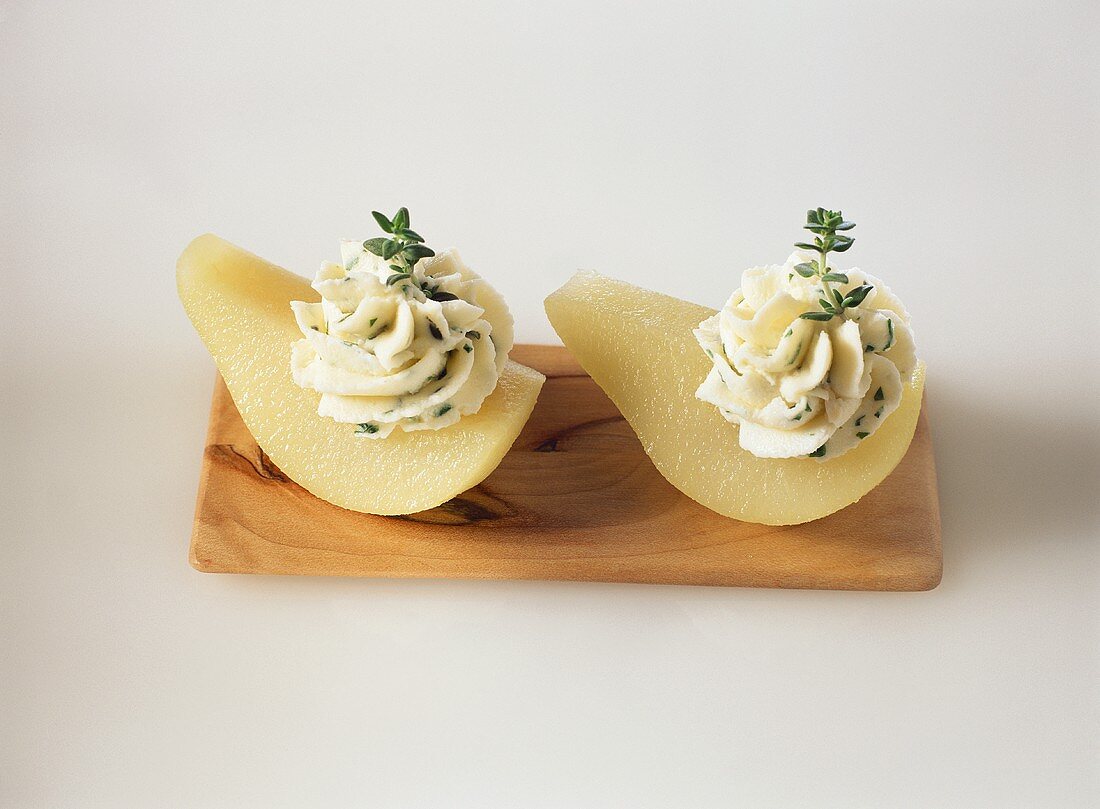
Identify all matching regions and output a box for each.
[695,251,916,461]
[290,242,513,438]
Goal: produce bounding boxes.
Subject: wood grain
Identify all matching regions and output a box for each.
[189,345,942,590]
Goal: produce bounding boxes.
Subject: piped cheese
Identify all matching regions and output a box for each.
[290,244,513,438]
[694,251,917,461]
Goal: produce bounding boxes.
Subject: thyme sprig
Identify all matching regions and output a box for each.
[794,208,872,322]
[362,207,441,295]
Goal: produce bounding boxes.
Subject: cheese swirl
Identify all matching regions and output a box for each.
[290,242,513,438]
[694,252,916,460]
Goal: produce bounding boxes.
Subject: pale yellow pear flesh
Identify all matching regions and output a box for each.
[545,271,925,525]
[178,235,544,515]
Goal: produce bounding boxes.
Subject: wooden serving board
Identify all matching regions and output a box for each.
[189,345,942,590]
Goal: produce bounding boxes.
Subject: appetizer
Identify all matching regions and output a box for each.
[178,208,544,515]
[545,208,923,525]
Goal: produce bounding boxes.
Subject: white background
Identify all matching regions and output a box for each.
[3,1,1098,807]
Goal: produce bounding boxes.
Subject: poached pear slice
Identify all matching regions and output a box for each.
[178,234,544,515]
[545,271,924,525]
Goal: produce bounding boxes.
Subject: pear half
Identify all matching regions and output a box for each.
[178,235,544,515]
[545,271,924,525]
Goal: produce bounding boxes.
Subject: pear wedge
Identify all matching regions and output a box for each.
[178,234,544,515]
[545,271,924,525]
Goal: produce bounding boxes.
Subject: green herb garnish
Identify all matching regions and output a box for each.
[795,208,873,323]
[363,207,437,293]
[856,431,870,439]
[874,386,884,401]
[435,403,453,417]
[355,422,379,435]
[808,445,827,458]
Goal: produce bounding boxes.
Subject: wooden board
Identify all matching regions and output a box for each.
[189,345,942,590]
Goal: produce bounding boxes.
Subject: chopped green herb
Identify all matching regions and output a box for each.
[854,415,864,427]
[705,348,714,358]
[784,328,793,338]
[436,366,448,380]
[884,318,895,350]
[865,344,874,352]
[785,340,804,365]
[430,290,460,302]
[354,422,379,435]
[428,322,443,340]
[309,325,320,331]
[463,342,473,353]
[793,413,803,421]
[856,431,870,439]
[808,445,827,458]
[804,402,812,412]
[369,317,377,327]
[874,406,884,418]
[874,386,884,401]
[435,403,453,417]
